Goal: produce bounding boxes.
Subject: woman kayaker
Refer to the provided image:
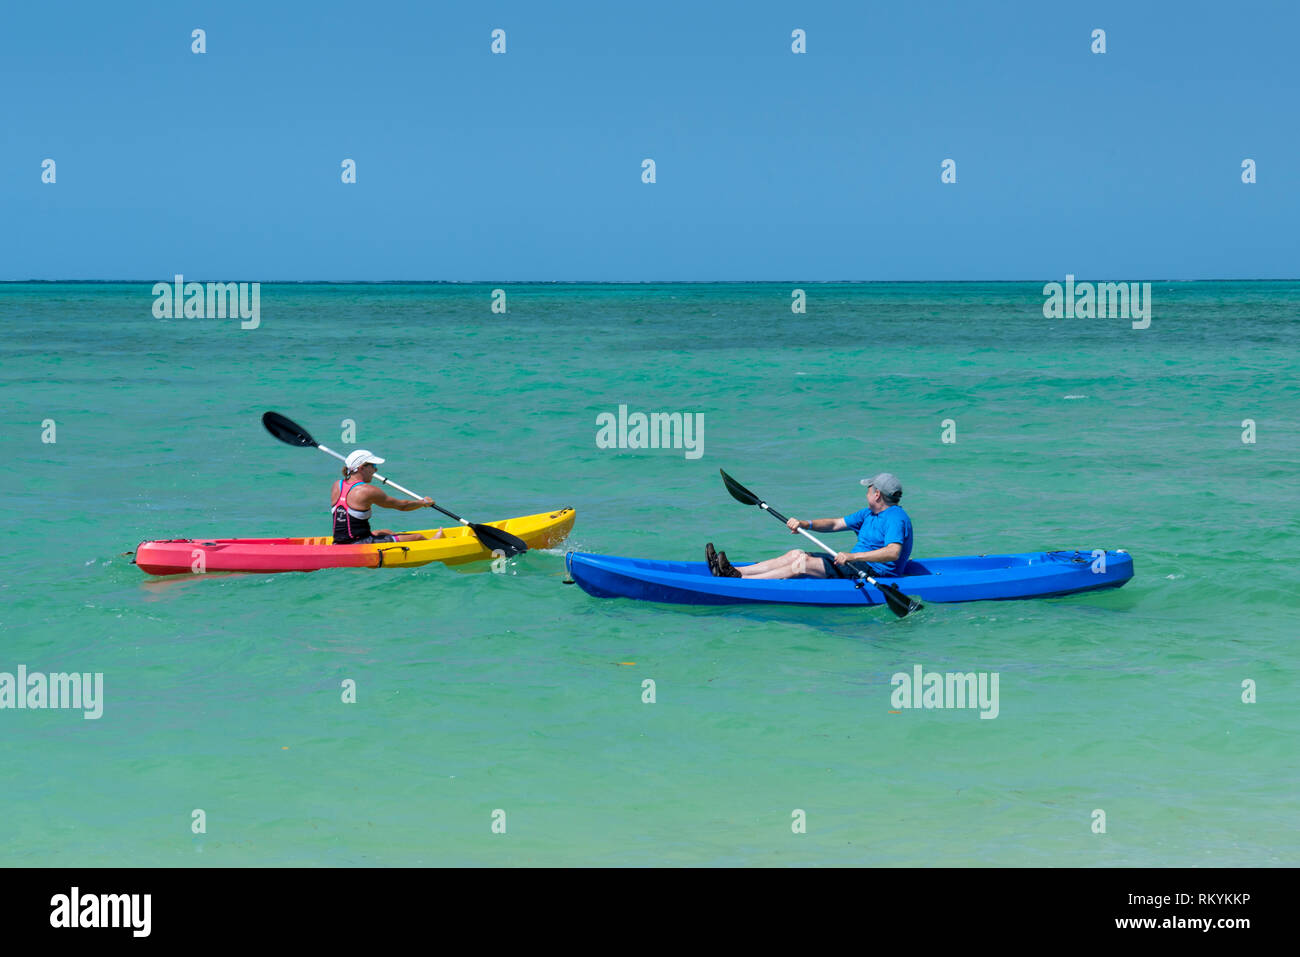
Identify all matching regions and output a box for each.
[331,450,441,545]
[707,473,913,579]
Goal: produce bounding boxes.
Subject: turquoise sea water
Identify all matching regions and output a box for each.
[1,281,1296,866]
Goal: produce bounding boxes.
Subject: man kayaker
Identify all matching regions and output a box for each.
[707,473,912,579]
[331,450,440,544]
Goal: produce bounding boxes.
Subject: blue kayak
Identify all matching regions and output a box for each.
[565,549,1134,607]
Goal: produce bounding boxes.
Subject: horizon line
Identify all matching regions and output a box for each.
[3,277,1299,285]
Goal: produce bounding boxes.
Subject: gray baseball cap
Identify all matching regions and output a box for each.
[860,473,903,502]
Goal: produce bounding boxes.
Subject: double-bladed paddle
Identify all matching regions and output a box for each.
[719,468,922,618]
[262,411,528,558]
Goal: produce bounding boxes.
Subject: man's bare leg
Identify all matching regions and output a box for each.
[737,549,831,580]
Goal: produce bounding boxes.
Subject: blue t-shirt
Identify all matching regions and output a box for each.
[842,505,913,576]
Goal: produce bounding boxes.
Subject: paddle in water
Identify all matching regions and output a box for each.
[262,411,529,558]
[718,468,922,618]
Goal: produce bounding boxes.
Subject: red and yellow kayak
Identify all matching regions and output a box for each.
[134,508,575,576]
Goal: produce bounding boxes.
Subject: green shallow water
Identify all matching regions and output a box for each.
[1,281,1296,865]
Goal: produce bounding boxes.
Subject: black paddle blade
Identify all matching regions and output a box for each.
[262,411,317,448]
[720,469,790,524]
[719,469,761,506]
[877,581,923,618]
[470,522,528,558]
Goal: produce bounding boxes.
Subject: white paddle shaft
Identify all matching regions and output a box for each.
[317,443,467,525]
[760,502,884,586]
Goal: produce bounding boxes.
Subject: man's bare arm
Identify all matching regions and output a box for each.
[785,517,849,533]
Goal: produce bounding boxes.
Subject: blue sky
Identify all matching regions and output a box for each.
[2,1,1296,280]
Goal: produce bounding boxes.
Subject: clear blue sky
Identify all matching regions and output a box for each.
[2,0,1296,280]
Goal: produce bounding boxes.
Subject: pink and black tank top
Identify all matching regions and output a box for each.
[332,479,373,543]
